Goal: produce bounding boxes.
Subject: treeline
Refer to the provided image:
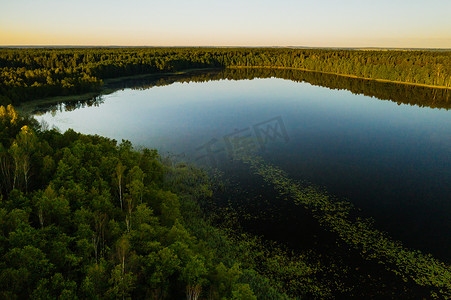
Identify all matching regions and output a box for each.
[0,48,449,106]
[0,48,220,105]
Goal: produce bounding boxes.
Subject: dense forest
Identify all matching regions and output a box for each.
[2,104,437,300]
[1,48,451,298]
[0,105,292,299]
[1,47,450,106]
[2,105,451,299]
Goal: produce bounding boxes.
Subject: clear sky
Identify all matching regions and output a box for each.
[0,0,450,48]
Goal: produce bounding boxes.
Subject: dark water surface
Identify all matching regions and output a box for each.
[32,69,451,261]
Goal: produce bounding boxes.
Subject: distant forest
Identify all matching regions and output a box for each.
[0,48,450,106]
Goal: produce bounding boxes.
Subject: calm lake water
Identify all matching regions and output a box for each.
[32,69,451,261]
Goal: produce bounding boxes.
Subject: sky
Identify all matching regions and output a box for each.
[0,0,450,48]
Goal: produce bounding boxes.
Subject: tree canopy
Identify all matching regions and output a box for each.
[1,47,449,106]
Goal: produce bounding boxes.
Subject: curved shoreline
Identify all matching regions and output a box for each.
[227,65,451,90]
[18,65,450,115]
[17,68,216,114]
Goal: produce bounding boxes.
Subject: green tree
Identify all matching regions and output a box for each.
[160,190,181,226]
[115,162,126,210]
[181,255,208,300]
[9,125,37,192]
[231,284,257,300]
[108,264,136,300]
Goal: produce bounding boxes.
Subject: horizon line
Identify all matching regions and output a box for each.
[1,45,451,50]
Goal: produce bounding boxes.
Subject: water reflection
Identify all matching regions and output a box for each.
[31,68,451,262]
[31,68,450,114]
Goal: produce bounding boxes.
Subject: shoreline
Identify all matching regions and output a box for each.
[18,65,450,114]
[17,68,216,114]
[102,67,216,84]
[227,65,451,90]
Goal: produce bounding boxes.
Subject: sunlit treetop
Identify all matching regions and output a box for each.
[0,105,18,124]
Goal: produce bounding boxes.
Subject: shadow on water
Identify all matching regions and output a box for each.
[30,67,450,114]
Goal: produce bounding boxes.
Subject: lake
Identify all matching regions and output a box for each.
[31,68,451,261]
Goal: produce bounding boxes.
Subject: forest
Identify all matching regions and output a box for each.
[0,105,292,299]
[4,104,440,299]
[0,47,450,106]
[2,104,451,299]
[1,48,451,299]
[2,103,451,299]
